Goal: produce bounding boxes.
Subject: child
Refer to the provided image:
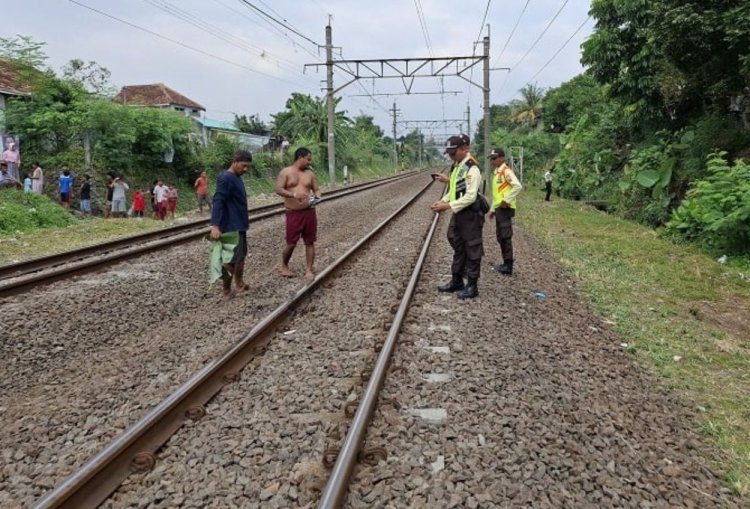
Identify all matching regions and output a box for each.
[167,185,178,220]
[79,174,92,215]
[23,173,32,193]
[132,188,145,218]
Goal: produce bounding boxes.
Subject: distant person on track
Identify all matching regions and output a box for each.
[58,167,74,209]
[195,171,211,214]
[430,134,485,299]
[150,180,159,219]
[210,150,252,299]
[132,187,145,218]
[79,174,92,215]
[111,176,129,218]
[153,179,169,220]
[31,162,43,194]
[275,147,321,281]
[544,168,553,201]
[488,148,522,275]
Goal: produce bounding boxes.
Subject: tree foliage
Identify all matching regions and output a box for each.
[233,113,267,135]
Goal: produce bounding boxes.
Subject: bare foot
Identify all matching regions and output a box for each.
[304,271,315,282]
[281,266,294,278]
[222,290,233,301]
[234,283,249,296]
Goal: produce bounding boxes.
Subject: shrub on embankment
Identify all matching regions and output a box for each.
[0,190,77,235]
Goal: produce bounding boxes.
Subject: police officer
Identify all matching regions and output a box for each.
[430,134,485,299]
[489,148,522,275]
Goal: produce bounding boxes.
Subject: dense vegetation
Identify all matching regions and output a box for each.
[0,189,76,235]
[486,1,750,255]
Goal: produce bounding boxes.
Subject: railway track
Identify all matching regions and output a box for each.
[0,171,422,298]
[33,172,440,508]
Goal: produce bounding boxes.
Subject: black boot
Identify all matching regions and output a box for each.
[438,274,465,292]
[457,278,478,299]
[494,261,513,275]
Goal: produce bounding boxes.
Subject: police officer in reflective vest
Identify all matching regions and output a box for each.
[489,148,522,275]
[431,134,485,299]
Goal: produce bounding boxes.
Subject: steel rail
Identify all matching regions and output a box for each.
[317,198,441,508]
[0,171,421,281]
[0,171,426,298]
[33,178,436,509]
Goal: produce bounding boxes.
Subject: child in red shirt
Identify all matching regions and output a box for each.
[132,188,146,218]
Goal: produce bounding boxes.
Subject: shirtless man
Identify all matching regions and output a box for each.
[275,147,321,281]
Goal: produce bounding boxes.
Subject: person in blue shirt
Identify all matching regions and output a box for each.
[210,151,251,299]
[23,173,32,193]
[58,167,74,209]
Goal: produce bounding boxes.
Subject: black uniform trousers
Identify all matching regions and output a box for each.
[495,207,515,263]
[447,207,484,280]
[545,181,552,201]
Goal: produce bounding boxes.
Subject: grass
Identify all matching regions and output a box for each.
[519,190,750,497]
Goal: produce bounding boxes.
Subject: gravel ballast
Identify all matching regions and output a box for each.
[0,173,430,507]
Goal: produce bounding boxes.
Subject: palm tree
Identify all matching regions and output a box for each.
[273,93,351,146]
[511,83,545,128]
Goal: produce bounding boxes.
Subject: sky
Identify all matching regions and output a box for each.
[3,0,594,141]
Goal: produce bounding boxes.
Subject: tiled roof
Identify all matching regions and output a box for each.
[113,83,205,110]
[0,59,34,96]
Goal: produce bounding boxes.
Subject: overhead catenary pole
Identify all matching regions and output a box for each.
[418,129,423,168]
[391,101,398,172]
[482,32,491,194]
[466,103,471,140]
[326,22,336,183]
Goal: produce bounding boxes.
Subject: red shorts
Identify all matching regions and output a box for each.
[168,198,177,212]
[285,208,317,245]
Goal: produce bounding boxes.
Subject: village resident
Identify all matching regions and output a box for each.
[167,184,178,219]
[153,179,169,220]
[2,139,21,181]
[79,175,92,215]
[194,171,211,214]
[58,167,74,209]
[0,162,22,189]
[132,188,145,218]
[275,147,321,281]
[111,176,129,218]
[210,151,252,299]
[31,162,44,194]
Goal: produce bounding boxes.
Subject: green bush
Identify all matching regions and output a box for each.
[0,190,77,235]
[666,152,750,253]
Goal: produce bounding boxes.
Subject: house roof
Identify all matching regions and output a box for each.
[0,59,34,97]
[193,117,240,131]
[113,83,205,110]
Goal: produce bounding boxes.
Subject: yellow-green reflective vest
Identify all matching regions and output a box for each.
[491,163,517,209]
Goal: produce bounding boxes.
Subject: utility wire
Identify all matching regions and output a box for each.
[145,0,305,76]
[510,0,569,71]
[493,0,530,66]
[68,0,316,90]
[236,0,322,47]
[525,15,591,84]
[496,0,569,100]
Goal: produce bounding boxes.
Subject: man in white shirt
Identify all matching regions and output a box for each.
[154,179,169,220]
[544,168,553,201]
[111,176,129,218]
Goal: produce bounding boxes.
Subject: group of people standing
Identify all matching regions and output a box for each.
[209,147,320,299]
[431,134,522,300]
